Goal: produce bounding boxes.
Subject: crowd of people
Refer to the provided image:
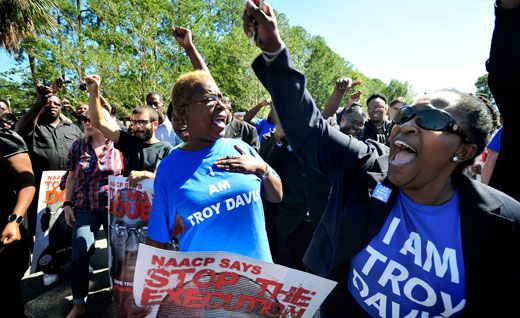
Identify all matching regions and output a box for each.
[0,0,519,317]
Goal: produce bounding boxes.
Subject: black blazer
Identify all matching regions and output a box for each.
[224,118,260,153]
[253,48,520,317]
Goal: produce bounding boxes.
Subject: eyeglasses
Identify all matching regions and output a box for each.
[130,119,154,126]
[110,224,148,245]
[182,94,230,108]
[393,106,471,143]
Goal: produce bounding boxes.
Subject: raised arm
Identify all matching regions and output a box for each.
[84,75,121,143]
[14,84,51,137]
[243,99,272,125]
[243,0,375,179]
[322,78,361,118]
[173,27,214,81]
[61,98,79,120]
[486,0,520,197]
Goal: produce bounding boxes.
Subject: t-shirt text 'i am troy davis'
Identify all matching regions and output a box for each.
[148,138,273,263]
[348,190,466,318]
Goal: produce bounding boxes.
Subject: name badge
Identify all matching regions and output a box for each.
[373,183,392,203]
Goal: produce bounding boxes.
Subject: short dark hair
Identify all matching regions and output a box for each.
[476,95,501,131]
[342,103,367,119]
[444,90,494,171]
[132,105,158,122]
[367,93,388,106]
[50,94,62,106]
[146,92,163,102]
[344,103,367,118]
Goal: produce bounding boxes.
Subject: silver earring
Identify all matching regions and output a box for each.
[452,156,459,162]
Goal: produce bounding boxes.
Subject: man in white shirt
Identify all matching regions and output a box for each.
[146,92,182,147]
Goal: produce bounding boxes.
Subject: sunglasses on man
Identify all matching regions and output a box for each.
[393,106,471,143]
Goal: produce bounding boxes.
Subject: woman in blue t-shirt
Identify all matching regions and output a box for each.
[146,69,282,262]
[243,1,520,317]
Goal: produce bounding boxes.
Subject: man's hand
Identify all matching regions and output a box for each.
[35,84,53,106]
[127,171,147,188]
[335,78,361,92]
[64,206,76,228]
[1,222,21,245]
[62,98,75,113]
[242,0,283,52]
[84,75,101,94]
[172,27,193,49]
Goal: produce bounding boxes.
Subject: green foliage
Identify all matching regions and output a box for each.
[382,79,415,105]
[0,0,57,52]
[1,0,416,118]
[475,74,494,104]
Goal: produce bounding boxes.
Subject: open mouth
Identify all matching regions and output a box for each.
[180,126,189,138]
[391,140,417,165]
[347,127,361,136]
[212,115,227,128]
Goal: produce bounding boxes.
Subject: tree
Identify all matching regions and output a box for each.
[383,79,415,105]
[1,0,416,118]
[0,0,57,52]
[475,74,494,104]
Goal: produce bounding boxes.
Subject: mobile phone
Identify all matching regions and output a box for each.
[79,83,89,92]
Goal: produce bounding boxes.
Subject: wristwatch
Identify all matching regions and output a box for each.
[7,214,24,224]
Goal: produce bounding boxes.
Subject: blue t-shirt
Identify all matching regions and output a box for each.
[253,118,276,138]
[487,127,502,152]
[148,138,272,262]
[348,190,466,317]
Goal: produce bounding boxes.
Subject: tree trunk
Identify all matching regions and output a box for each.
[57,12,66,79]
[77,0,85,79]
[28,52,38,88]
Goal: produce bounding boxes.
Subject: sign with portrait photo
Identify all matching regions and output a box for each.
[108,175,155,317]
[31,170,72,274]
[133,245,337,318]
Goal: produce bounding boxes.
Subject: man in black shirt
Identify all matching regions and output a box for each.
[360,93,394,145]
[84,75,173,187]
[15,83,83,285]
[259,120,330,271]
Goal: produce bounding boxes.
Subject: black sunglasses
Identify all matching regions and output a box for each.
[393,106,471,143]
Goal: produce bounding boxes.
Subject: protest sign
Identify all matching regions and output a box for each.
[108,175,155,317]
[133,245,337,318]
[31,170,71,274]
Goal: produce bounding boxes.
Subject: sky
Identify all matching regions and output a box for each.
[268,0,495,96]
[1,0,495,97]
